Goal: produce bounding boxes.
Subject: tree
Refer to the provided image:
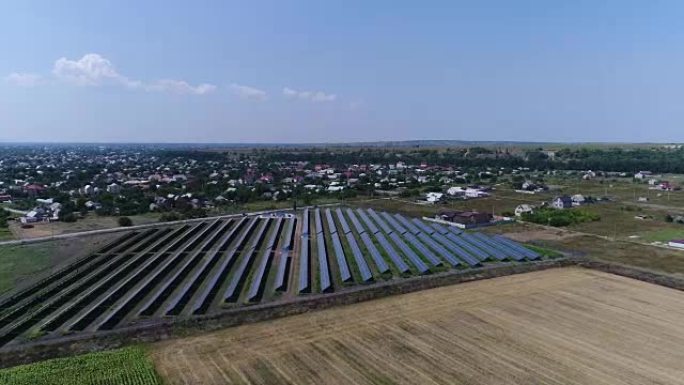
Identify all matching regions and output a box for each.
[118,216,133,227]
[61,213,77,223]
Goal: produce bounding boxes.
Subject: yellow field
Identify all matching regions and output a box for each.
[150,268,684,385]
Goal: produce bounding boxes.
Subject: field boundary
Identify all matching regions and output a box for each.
[0,204,341,247]
[0,258,571,368]
[3,257,684,369]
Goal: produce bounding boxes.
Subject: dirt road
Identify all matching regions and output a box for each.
[150,268,684,385]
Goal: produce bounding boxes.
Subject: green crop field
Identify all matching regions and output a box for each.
[0,243,52,294]
[0,346,161,385]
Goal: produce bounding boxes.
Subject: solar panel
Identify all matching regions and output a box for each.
[459,233,507,261]
[346,208,366,234]
[431,232,481,266]
[223,219,271,302]
[134,221,223,317]
[273,250,290,291]
[163,220,240,316]
[325,209,337,234]
[367,208,393,234]
[359,233,390,273]
[393,214,422,234]
[429,222,450,235]
[492,235,540,260]
[301,209,310,236]
[344,232,372,281]
[403,232,443,267]
[0,227,170,331]
[381,212,407,234]
[471,232,525,261]
[327,214,352,282]
[447,226,464,235]
[335,208,352,234]
[316,232,332,292]
[374,232,410,273]
[411,218,436,235]
[73,220,223,329]
[298,235,310,293]
[388,233,429,273]
[273,218,296,291]
[416,233,461,267]
[279,218,295,251]
[444,232,489,261]
[356,208,379,234]
[191,218,257,314]
[314,209,324,234]
[92,225,211,329]
[247,219,284,301]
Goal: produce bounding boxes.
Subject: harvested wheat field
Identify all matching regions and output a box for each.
[150,268,684,385]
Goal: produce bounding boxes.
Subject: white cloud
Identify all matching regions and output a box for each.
[4,73,42,87]
[53,53,138,88]
[283,87,336,102]
[230,83,267,100]
[146,79,217,95]
[50,53,214,95]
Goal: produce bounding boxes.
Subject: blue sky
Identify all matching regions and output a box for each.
[2,0,684,143]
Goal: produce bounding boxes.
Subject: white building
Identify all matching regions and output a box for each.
[515,204,535,217]
[668,240,684,250]
[446,186,465,197]
[571,194,585,206]
[425,192,444,203]
[634,171,652,180]
[106,183,121,194]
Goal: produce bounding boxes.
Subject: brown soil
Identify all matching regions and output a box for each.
[150,268,684,385]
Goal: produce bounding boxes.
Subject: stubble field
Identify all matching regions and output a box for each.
[150,267,684,385]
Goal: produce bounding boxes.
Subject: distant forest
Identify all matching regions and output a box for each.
[256,146,684,174]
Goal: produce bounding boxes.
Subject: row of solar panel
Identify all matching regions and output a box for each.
[0,207,541,346]
[296,207,539,294]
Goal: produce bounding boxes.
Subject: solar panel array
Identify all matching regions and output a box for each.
[0,208,541,348]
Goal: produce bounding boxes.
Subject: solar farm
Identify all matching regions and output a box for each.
[0,207,541,349]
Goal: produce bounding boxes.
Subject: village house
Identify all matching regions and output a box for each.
[551,195,573,209]
[515,204,535,217]
[437,211,493,226]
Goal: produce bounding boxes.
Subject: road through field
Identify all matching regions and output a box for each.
[150,268,684,385]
